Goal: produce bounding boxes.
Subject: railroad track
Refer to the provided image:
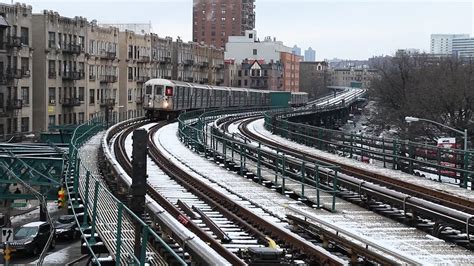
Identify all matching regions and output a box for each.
[113,121,347,265]
[210,114,474,248]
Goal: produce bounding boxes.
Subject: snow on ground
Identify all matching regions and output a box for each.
[249,119,474,201]
[153,122,474,265]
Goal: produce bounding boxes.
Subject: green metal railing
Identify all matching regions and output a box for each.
[66,112,186,265]
[264,110,474,189]
[178,107,341,212]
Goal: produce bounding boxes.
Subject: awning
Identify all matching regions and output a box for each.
[0,16,10,28]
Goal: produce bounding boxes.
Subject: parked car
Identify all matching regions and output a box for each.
[7,221,55,256]
[54,215,79,240]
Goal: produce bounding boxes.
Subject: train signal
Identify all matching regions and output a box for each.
[3,245,11,262]
[57,187,66,209]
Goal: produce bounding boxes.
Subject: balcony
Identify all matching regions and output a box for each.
[4,36,22,48]
[199,78,209,84]
[137,56,150,63]
[216,63,224,69]
[100,75,118,83]
[199,61,209,68]
[62,98,81,107]
[136,76,149,83]
[62,71,84,81]
[183,59,194,66]
[62,44,82,54]
[100,98,116,107]
[184,77,194,82]
[99,51,116,60]
[136,96,143,104]
[6,99,23,110]
[158,56,172,64]
[48,71,57,79]
[6,69,22,80]
[89,74,96,81]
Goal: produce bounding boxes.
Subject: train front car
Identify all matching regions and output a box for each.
[144,79,175,119]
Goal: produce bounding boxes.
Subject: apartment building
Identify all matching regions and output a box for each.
[32,11,89,132]
[0,3,33,137]
[193,0,255,48]
[172,38,224,85]
[150,34,173,80]
[225,30,301,91]
[225,59,283,90]
[118,30,151,118]
[327,67,378,89]
[86,21,119,121]
[299,61,329,99]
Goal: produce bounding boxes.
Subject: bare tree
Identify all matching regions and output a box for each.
[369,54,474,143]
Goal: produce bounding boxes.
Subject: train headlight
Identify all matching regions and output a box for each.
[164,101,169,108]
[148,101,152,106]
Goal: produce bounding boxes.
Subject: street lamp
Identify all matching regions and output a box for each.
[404,116,468,152]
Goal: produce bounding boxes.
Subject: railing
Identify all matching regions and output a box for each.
[99,51,116,60]
[177,107,341,212]
[6,68,22,79]
[100,75,118,83]
[4,36,22,47]
[137,56,150,63]
[264,104,474,189]
[136,76,149,83]
[6,99,23,110]
[62,44,82,54]
[67,113,186,265]
[99,98,116,107]
[62,71,84,80]
[62,98,81,107]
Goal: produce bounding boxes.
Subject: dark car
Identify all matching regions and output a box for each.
[7,221,55,256]
[54,215,79,240]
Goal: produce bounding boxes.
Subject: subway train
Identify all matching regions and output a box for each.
[143,79,308,119]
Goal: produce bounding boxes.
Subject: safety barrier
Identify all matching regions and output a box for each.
[65,112,184,265]
[265,108,474,189]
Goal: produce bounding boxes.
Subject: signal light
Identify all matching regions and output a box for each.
[165,86,173,96]
[57,187,66,209]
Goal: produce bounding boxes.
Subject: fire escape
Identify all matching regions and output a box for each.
[61,42,83,118]
[97,48,118,124]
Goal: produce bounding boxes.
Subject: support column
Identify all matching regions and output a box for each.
[130,129,148,259]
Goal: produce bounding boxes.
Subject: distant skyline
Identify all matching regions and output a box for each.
[1,0,472,60]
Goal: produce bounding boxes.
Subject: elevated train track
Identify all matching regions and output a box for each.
[211,113,474,249]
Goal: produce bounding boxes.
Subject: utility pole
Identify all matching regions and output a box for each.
[130,129,148,259]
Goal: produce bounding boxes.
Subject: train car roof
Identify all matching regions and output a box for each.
[145,78,175,86]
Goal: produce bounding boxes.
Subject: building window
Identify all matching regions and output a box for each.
[48,115,55,126]
[128,89,132,102]
[21,117,29,132]
[78,112,84,124]
[48,60,56,78]
[21,87,29,105]
[253,49,257,55]
[79,87,85,102]
[20,27,29,45]
[128,45,133,59]
[244,80,248,86]
[48,32,55,48]
[238,80,241,86]
[238,70,242,77]
[244,70,248,76]
[128,67,133,80]
[89,89,95,104]
[48,87,56,105]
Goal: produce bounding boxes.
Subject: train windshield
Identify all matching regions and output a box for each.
[155,85,164,95]
[145,85,152,95]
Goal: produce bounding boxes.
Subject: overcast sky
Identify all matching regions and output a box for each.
[1,0,473,60]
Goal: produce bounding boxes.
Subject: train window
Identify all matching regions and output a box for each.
[165,86,173,96]
[145,85,152,95]
[154,85,164,95]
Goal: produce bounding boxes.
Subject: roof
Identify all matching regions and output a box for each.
[22,221,47,227]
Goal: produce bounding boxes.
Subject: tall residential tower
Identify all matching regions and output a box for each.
[193,0,255,48]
